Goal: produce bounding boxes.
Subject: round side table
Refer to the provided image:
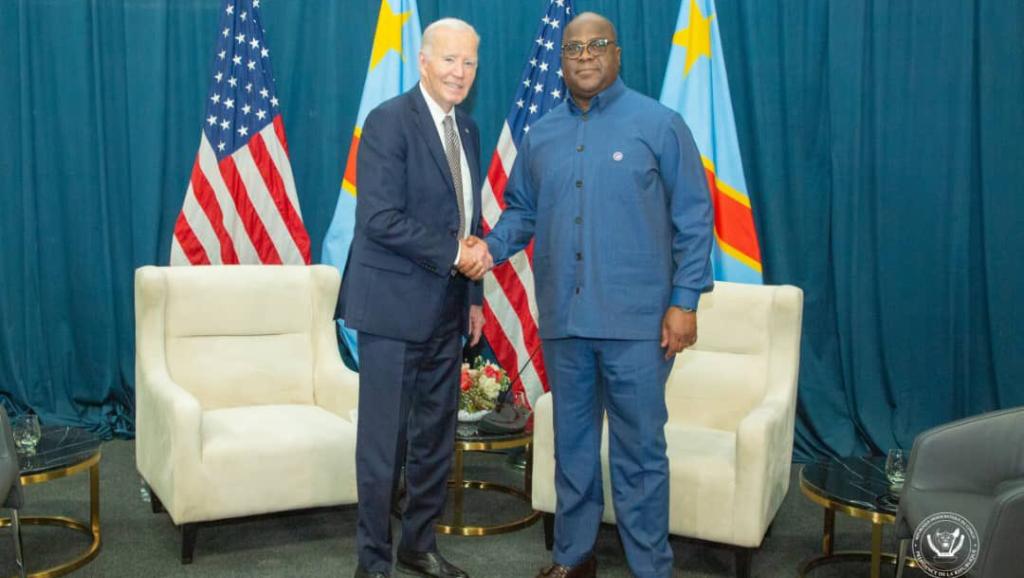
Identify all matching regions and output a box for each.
[799,457,917,578]
[1,426,102,578]
[436,425,541,536]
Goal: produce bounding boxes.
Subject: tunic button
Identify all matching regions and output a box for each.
[575,180,583,188]
[576,145,584,152]
[575,253,582,261]
[574,216,582,225]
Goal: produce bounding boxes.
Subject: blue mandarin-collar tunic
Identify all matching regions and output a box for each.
[486,78,714,341]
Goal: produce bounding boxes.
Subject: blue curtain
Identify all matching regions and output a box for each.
[1,0,1021,455]
[717,0,1024,458]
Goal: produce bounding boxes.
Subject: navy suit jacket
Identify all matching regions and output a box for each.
[338,87,483,343]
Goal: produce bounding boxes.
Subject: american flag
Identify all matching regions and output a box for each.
[171,0,310,266]
[481,0,574,406]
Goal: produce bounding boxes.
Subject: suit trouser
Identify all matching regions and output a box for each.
[543,337,674,578]
[355,279,465,573]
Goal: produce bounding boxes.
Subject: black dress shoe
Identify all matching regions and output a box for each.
[354,565,389,578]
[535,555,597,578]
[396,549,468,578]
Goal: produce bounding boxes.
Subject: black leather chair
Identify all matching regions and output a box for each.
[1,408,26,578]
[895,406,1024,578]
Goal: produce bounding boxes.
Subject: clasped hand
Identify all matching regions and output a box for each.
[457,236,493,280]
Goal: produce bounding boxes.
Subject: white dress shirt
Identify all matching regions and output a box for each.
[419,83,473,244]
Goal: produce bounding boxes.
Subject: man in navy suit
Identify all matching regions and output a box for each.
[338,18,491,578]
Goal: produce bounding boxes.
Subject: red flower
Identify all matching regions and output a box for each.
[483,364,502,380]
[460,367,473,392]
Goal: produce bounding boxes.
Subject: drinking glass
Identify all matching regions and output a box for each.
[885,448,907,490]
[12,414,41,456]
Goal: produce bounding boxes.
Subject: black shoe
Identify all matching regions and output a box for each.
[355,565,389,578]
[396,549,468,578]
[535,555,596,578]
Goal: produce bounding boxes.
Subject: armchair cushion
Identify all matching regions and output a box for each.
[193,404,357,522]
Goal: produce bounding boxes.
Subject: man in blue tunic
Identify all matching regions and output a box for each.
[484,12,714,578]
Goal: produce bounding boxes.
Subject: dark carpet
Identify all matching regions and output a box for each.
[0,440,930,577]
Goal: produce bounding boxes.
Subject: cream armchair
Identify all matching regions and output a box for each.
[134,265,359,563]
[531,282,803,578]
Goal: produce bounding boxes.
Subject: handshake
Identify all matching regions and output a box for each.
[457,235,493,281]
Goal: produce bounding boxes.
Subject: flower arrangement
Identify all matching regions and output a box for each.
[459,356,509,417]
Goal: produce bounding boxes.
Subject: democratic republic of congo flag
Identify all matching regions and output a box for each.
[660,0,763,283]
[321,0,422,364]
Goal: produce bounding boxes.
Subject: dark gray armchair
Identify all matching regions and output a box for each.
[895,406,1024,578]
[1,408,26,578]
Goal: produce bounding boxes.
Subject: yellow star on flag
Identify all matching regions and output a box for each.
[369,0,411,70]
[672,0,714,77]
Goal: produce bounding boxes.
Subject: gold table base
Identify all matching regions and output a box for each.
[436,435,540,536]
[799,550,910,577]
[0,452,101,578]
[798,479,916,578]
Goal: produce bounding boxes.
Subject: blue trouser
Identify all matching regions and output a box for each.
[543,337,674,578]
[354,279,465,574]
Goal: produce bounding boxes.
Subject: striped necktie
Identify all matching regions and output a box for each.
[442,115,466,237]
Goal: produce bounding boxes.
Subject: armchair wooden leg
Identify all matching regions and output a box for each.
[734,547,753,578]
[895,539,908,578]
[11,508,25,578]
[148,484,166,514]
[543,513,554,551]
[181,523,198,564]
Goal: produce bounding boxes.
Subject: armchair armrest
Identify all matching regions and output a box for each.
[136,368,202,511]
[905,407,1024,494]
[733,396,794,544]
[979,481,1024,575]
[314,355,360,421]
[310,265,359,421]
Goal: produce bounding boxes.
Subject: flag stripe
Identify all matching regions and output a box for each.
[190,156,240,264]
[232,145,300,264]
[482,299,545,402]
[273,115,289,156]
[169,230,194,265]
[175,180,221,264]
[482,272,546,403]
[250,128,311,262]
[482,153,509,223]
[197,134,263,264]
[342,129,361,196]
[173,210,212,265]
[706,167,761,265]
[490,256,545,372]
[218,155,283,264]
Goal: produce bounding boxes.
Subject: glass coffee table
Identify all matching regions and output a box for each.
[1,426,102,577]
[799,456,917,578]
[436,423,541,536]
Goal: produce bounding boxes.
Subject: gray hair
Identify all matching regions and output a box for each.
[421,18,479,56]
